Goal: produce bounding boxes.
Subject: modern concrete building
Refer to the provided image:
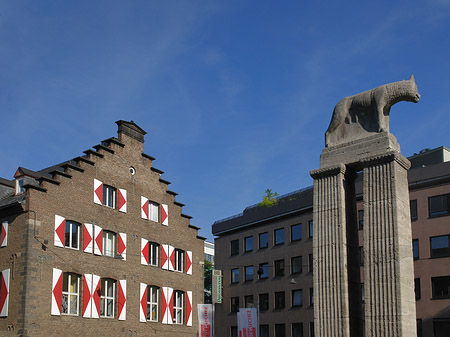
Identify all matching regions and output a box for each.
[212,146,450,337]
[204,241,215,265]
[0,120,205,336]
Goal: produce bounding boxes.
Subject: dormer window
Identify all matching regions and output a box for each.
[16,177,24,195]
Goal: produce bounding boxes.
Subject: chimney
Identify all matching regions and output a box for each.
[116,120,147,143]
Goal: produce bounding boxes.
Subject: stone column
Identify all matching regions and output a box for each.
[311,164,351,337]
[362,152,416,337]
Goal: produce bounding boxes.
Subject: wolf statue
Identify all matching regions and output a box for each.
[325,75,420,147]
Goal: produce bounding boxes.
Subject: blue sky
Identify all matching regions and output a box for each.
[1,1,450,242]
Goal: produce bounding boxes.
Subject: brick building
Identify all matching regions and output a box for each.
[0,120,205,336]
[212,146,450,337]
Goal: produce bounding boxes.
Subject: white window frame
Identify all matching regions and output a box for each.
[103,185,116,208]
[15,178,24,195]
[102,231,116,257]
[65,221,80,250]
[149,242,159,266]
[100,278,115,318]
[61,273,80,316]
[174,249,184,272]
[149,202,159,222]
[173,291,183,324]
[147,286,159,322]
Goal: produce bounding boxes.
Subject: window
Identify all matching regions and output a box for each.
[309,322,315,337]
[309,288,314,306]
[147,286,158,321]
[292,289,303,307]
[149,201,159,222]
[64,221,80,249]
[430,235,450,258]
[100,278,115,318]
[429,193,450,217]
[231,239,239,256]
[432,276,450,299]
[260,324,269,337]
[174,249,184,272]
[417,319,423,337]
[244,236,253,252]
[291,256,302,274]
[230,297,239,313]
[275,259,285,277]
[308,220,313,238]
[274,228,284,245]
[15,177,24,194]
[433,319,450,337]
[292,323,304,337]
[258,262,269,279]
[291,224,302,241]
[275,291,285,309]
[102,231,116,257]
[259,232,268,249]
[359,247,364,266]
[358,210,364,229]
[275,323,286,337]
[61,273,80,315]
[245,266,254,281]
[173,291,183,324]
[103,185,116,208]
[259,293,269,311]
[231,268,239,283]
[415,278,421,300]
[309,254,313,272]
[413,239,419,260]
[410,200,418,221]
[361,284,364,303]
[244,295,254,308]
[231,326,238,337]
[149,242,159,266]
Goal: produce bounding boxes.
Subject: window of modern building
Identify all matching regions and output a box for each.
[413,239,419,260]
[433,319,450,337]
[309,288,314,306]
[173,291,183,324]
[258,262,269,279]
[291,256,302,274]
[174,249,184,272]
[244,236,253,252]
[415,278,421,300]
[149,242,159,266]
[275,323,286,337]
[245,266,254,281]
[292,289,303,307]
[244,295,254,308]
[231,326,238,337]
[428,193,450,217]
[359,246,364,266]
[65,221,80,250]
[103,185,116,208]
[147,286,158,321]
[149,201,159,222]
[358,210,364,229]
[410,199,418,221]
[61,272,80,315]
[432,276,450,299]
[308,220,313,238]
[417,319,423,337]
[260,324,269,337]
[259,293,269,311]
[231,297,239,313]
[291,224,302,241]
[259,232,268,249]
[100,278,115,318]
[275,259,285,277]
[102,231,116,257]
[430,235,450,258]
[274,228,285,245]
[231,239,239,256]
[292,323,304,337]
[275,291,285,309]
[231,268,239,284]
[309,254,313,272]
[309,322,315,337]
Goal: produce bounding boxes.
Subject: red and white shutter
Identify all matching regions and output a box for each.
[83,223,93,254]
[1,221,8,247]
[0,269,10,317]
[91,275,101,319]
[118,233,127,261]
[186,251,192,275]
[161,204,168,226]
[161,287,173,324]
[141,196,149,220]
[139,283,147,322]
[51,268,62,316]
[168,245,175,271]
[94,179,103,205]
[82,274,93,318]
[186,291,193,326]
[93,225,103,256]
[161,244,169,270]
[118,280,126,321]
[118,189,127,213]
[54,215,65,248]
[141,238,149,265]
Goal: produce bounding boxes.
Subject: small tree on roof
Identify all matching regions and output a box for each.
[259,188,279,207]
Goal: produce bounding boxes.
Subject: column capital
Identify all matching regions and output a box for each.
[310,163,346,179]
[359,151,411,170]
